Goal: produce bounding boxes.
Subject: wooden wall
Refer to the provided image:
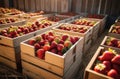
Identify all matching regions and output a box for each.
[2,0,120,16]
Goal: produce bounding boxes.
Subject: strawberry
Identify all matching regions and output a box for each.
[48,32,54,36]
[34,43,41,50]
[62,34,68,41]
[36,49,45,59]
[111,55,120,65]
[47,36,54,43]
[64,41,72,48]
[94,63,106,74]
[113,64,120,74]
[58,52,63,56]
[70,36,76,44]
[57,44,64,51]
[43,44,50,51]
[28,39,36,45]
[74,36,79,43]
[102,61,112,73]
[107,69,118,79]
[50,48,58,54]
[98,51,115,61]
[51,41,57,49]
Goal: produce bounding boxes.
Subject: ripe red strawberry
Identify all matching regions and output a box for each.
[57,44,64,51]
[41,34,46,40]
[62,34,68,41]
[28,39,36,45]
[48,32,54,36]
[59,40,64,44]
[102,61,112,73]
[111,55,120,65]
[94,63,106,74]
[98,51,115,61]
[70,37,76,44]
[50,48,58,54]
[107,69,118,79]
[51,41,57,49]
[43,44,50,51]
[58,52,63,56]
[113,64,120,73]
[34,43,41,50]
[36,49,45,59]
[74,36,79,42]
[47,36,54,42]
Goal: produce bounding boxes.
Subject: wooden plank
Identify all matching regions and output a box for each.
[57,0,61,12]
[86,0,93,14]
[0,56,17,69]
[30,0,36,11]
[24,0,30,12]
[18,0,25,10]
[41,0,45,11]
[61,0,69,12]
[22,61,62,79]
[81,0,86,13]
[93,0,100,14]
[100,0,106,14]
[45,0,51,12]
[13,0,18,9]
[36,0,41,11]
[4,0,9,8]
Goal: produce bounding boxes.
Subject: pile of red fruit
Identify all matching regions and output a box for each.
[105,37,120,48]
[87,14,104,19]
[0,18,18,24]
[72,19,96,26]
[93,48,120,79]
[59,24,89,33]
[111,26,120,34]
[0,20,52,38]
[47,16,66,22]
[28,31,79,59]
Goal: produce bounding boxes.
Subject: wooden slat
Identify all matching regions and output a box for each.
[4,0,9,8]
[24,0,30,12]
[36,0,41,11]
[18,0,25,10]
[86,0,93,14]
[13,0,18,9]
[30,0,36,11]
[81,0,86,13]
[57,0,61,12]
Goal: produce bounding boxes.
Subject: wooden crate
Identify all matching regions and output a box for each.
[22,52,82,79]
[100,36,120,51]
[21,52,75,76]
[0,55,17,70]
[91,29,99,44]
[84,46,119,79]
[108,25,120,39]
[0,44,20,61]
[21,30,83,70]
[0,19,26,29]
[98,15,107,34]
[83,39,92,53]
[53,23,93,43]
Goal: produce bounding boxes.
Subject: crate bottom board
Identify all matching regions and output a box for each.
[0,56,17,70]
[22,54,82,79]
[21,53,75,77]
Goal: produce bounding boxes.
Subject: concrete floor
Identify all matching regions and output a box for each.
[0,29,108,79]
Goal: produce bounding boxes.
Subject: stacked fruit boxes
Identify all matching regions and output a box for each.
[0,19,58,72]
[87,14,107,34]
[108,24,120,39]
[101,36,120,51]
[52,23,93,53]
[0,17,26,29]
[20,30,83,79]
[84,46,120,79]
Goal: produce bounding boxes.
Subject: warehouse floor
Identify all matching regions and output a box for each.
[0,28,109,79]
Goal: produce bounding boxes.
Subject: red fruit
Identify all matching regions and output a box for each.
[51,41,57,49]
[50,48,57,54]
[23,28,29,34]
[38,40,45,46]
[94,63,106,74]
[47,36,54,42]
[112,55,120,65]
[62,34,68,41]
[111,39,118,47]
[28,39,36,45]
[17,29,22,34]
[35,36,41,42]
[70,37,76,44]
[74,37,79,43]
[36,49,45,59]
[98,51,115,61]
[34,43,41,50]
[58,52,63,56]
[1,29,7,34]
[107,69,118,79]
[102,61,112,73]
[57,44,64,51]
[43,44,50,51]
[64,41,72,48]
[113,64,120,73]
[48,32,54,36]
[41,34,46,40]
[59,40,64,44]
[3,33,8,36]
